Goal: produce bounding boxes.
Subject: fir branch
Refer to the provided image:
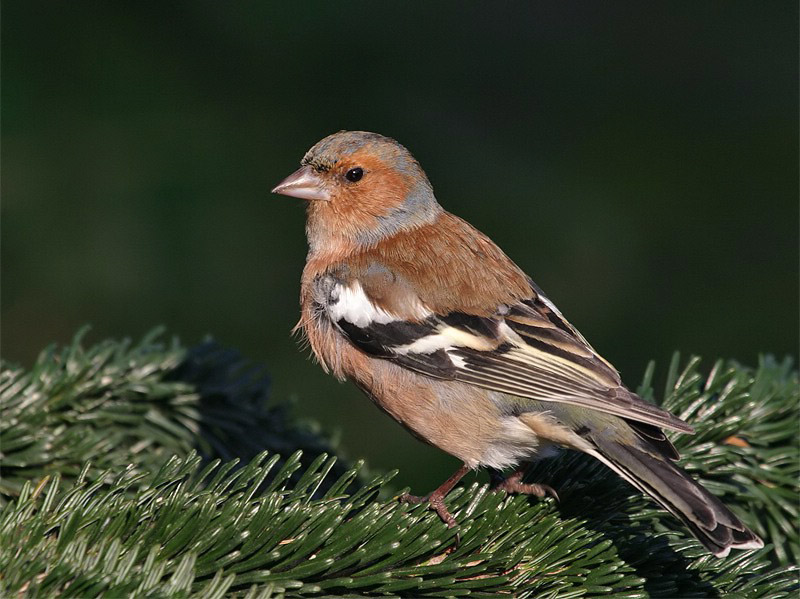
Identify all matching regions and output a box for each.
[0,328,352,505]
[1,450,797,598]
[1,331,797,597]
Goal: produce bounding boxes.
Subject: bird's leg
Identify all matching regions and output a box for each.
[399,463,471,527]
[490,467,559,501]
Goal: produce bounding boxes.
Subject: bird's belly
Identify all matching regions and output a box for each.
[359,358,544,469]
[477,415,551,470]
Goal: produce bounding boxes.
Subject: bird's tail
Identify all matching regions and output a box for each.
[587,433,764,557]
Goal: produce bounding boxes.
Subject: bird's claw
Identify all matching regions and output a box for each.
[398,492,458,527]
[491,470,560,502]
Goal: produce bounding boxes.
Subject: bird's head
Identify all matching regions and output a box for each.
[272,131,441,253]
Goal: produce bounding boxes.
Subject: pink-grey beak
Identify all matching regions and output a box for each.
[271,165,331,201]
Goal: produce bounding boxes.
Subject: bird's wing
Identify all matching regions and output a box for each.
[327,274,693,434]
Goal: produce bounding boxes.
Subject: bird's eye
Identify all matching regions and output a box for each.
[345,167,364,183]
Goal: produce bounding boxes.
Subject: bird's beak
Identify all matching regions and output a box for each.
[271,165,331,201]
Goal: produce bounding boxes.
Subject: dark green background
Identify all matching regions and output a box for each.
[3,2,797,491]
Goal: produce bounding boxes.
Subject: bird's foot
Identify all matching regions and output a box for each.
[398,492,457,527]
[491,469,559,501]
[397,464,471,528]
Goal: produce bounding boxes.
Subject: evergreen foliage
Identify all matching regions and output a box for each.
[0,327,352,505]
[1,330,797,597]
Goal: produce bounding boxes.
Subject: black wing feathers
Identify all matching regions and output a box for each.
[336,319,431,358]
[330,282,693,434]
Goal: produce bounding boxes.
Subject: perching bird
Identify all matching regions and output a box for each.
[272,130,763,557]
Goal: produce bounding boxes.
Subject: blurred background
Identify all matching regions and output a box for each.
[3,2,797,491]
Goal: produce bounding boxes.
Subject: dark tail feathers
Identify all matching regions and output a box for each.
[589,434,763,557]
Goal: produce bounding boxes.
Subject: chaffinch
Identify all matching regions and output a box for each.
[272,130,763,557]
